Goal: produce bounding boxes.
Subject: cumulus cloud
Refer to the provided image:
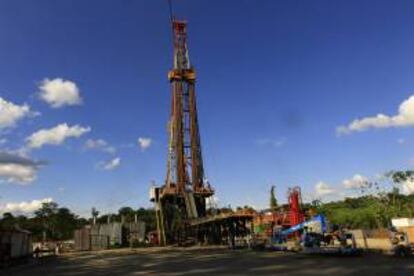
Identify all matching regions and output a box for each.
[337,95,414,135]
[401,179,414,195]
[0,151,44,184]
[256,138,286,148]
[98,157,121,171]
[0,164,37,184]
[138,137,152,151]
[315,181,335,196]
[0,198,52,216]
[342,174,370,189]
[27,123,90,149]
[0,97,32,129]
[38,78,83,108]
[84,139,116,154]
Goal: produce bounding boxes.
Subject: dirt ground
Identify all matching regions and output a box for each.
[3,246,414,276]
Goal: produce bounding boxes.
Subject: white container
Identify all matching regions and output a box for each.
[391,218,414,227]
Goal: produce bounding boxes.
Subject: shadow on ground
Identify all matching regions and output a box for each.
[3,247,414,276]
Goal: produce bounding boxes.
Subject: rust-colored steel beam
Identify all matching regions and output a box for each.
[164,19,212,199]
[153,16,215,245]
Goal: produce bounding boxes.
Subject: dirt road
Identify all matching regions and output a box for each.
[3,247,414,275]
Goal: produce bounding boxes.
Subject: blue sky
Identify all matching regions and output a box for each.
[1,0,414,216]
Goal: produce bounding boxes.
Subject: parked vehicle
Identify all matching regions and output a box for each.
[390,231,413,257]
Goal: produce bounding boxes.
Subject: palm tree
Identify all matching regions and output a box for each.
[91,207,99,225]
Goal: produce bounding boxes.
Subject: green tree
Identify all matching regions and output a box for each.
[34,202,58,241]
[0,202,98,241]
[390,170,414,183]
[91,207,99,224]
[270,185,278,210]
[53,207,79,240]
[0,212,16,230]
[119,206,135,222]
[136,208,156,231]
[97,213,119,224]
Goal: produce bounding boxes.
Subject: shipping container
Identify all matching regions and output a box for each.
[74,228,91,251]
[74,221,146,251]
[0,230,32,266]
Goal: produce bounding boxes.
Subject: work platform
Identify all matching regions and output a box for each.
[181,211,254,246]
[188,211,254,226]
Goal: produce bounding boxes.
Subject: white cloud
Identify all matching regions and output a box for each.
[0,163,37,184]
[0,198,53,216]
[401,179,414,195]
[0,151,44,184]
[342,174,370,189]
[85,139,106,149]
[84,139,116,154]
[38,78,82,108]
[98,157,121,171]
[0,97,32,129]
[138,137,152,151]
[312,175,376,200]
[337,95,414,135]
[27,123,90,149]
[315,181,335,196]
[256,138,286,148]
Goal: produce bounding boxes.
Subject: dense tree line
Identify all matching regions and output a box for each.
[0,202,87,241]
[0,202,156,242]
[313,192,414,229]
[314,170,414,229]
[94,207,156,232]
[2,171,413,239]
[2,193,414,240]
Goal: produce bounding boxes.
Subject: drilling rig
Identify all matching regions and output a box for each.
[150,13,214,245]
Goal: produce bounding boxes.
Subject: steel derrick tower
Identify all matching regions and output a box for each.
[151,17,214,245]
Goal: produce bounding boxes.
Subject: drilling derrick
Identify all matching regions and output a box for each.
[150,18,214,245]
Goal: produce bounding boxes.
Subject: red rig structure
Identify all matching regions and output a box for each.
[253,187,305,237]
